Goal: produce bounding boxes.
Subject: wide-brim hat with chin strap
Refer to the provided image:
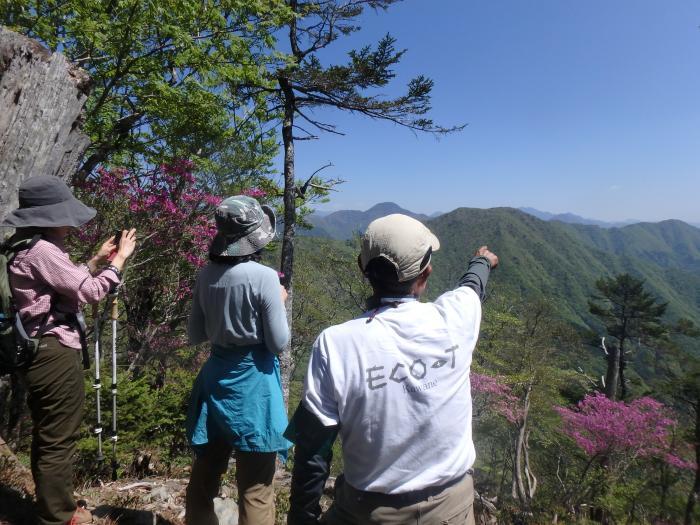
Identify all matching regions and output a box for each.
[360,214,441,282]
[1,176,96,228]
[209,195,276,257]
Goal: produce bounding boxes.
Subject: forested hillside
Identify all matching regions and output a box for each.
[428,208,700,329]
[289,217,700,524]
[303,204,700,330]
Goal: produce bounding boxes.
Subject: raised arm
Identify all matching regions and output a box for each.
[30,241,119,305]
[458,245,499,302]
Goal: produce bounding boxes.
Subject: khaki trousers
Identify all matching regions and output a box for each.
[22,336,84,525]
[324,473,475,525]
[185,439,277,525]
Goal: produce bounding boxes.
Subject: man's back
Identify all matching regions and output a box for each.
[286,213,497,525]
[303,286,482,493]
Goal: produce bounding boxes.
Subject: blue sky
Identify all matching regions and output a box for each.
[282,0,700,223]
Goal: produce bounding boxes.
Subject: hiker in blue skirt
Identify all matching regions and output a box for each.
[185,196,290,525]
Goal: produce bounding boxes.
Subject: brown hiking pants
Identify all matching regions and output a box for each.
[185,439,277,525]
[21,336,84,525]
[324,473,476,525]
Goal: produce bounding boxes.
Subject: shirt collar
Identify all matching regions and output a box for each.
[379,296,417,304]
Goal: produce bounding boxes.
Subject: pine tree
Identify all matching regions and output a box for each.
[267,1,462,395]
[589,273,667,400]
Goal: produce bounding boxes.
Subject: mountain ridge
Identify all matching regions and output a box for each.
[304,202,429,239]
[426,207,700,328]
[302,203,700,331]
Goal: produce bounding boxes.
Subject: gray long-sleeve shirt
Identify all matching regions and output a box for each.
[188,261,289,355]
[458,256,492,302]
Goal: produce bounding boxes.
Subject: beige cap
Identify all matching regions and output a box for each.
[360,214,440,282]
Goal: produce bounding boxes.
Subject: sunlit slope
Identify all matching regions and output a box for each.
[426,208,700,327]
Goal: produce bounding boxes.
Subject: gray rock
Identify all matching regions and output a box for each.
[214,497,239,524]
[149,485,170,503]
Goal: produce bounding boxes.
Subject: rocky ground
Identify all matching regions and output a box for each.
[0,456,336,525]
[1,453,495,524]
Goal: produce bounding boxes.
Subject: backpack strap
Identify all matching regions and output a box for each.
[7,234,52,335]
[1,233,46,368]
[4,234,90,368]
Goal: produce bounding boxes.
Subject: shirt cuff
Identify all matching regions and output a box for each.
[301,398,340,428]
[100,266,122,285]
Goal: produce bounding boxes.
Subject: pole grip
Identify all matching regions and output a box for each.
[110,296,118,320]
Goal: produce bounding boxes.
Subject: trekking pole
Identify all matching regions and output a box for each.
[109,291,119,480]
[91,304,105,464]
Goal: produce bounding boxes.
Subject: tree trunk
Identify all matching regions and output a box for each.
[512,384,535,513]
[0,28,91,446]
[618,337,628,400]
[604,342,620,400]
[278,77,296,407]
[0,27,91,221]
[685,400,700,525]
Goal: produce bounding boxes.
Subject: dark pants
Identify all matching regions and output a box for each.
[22,336,84,525]
[185,439,277,525]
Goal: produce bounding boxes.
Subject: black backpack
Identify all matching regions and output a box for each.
[0,233,45,374]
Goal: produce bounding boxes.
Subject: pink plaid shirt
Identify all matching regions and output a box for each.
[9,237,120,350]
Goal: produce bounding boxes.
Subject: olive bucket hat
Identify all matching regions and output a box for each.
[1,176,96,228]
[209,195,276,257]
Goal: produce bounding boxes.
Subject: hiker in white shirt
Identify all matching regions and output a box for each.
[286,214,498,525]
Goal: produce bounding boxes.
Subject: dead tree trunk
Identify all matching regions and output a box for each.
[278,76,296,407]
[512,384,536,513]
[0,27,91,220]
[0,27,91,446]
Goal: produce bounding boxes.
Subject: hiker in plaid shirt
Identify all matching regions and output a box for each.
[2,176,136,525]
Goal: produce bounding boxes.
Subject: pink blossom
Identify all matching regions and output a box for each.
[471,373,522,423]
[71,161,279,356]
[242,187,267,198]
[555,393,695,470]
[73,161,221,274]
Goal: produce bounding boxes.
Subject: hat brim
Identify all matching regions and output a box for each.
[1,197,96,228]
[209,205,276,257]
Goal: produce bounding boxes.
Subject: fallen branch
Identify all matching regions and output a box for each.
[117,481,154,491]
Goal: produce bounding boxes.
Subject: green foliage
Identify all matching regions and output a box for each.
[312,206,700,332]
[1,0,288,184]
[473,295,585,515]
[589,273,668,400]
[77,356,196,479]
[426,208,700,330]
[589,273,668,343]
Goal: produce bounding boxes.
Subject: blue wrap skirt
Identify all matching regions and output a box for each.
[186,344,290,459]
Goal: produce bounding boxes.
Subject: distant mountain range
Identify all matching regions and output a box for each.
[308,204,700,231]
[517,207,639,228]
[301,202,700,333]
[304,202,430,240]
